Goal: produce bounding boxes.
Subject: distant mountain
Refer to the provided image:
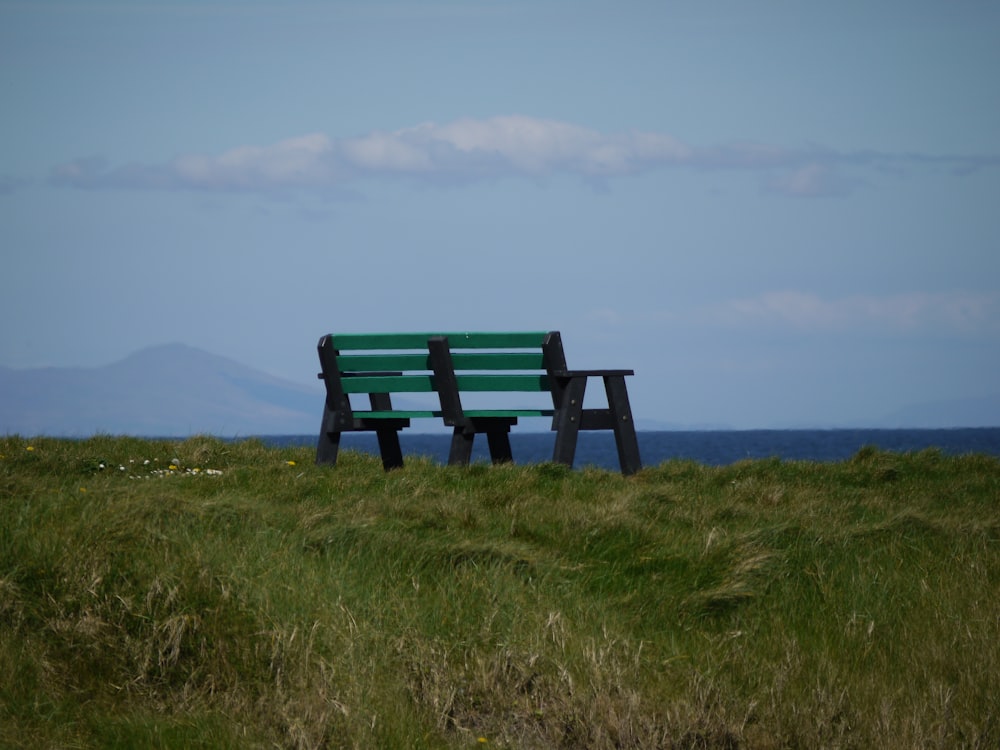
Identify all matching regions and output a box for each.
[1,344,323,437]
[5,344,997,437]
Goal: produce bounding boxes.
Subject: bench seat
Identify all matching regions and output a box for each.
[351,409,555,420]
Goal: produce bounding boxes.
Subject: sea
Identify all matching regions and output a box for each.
[264,428,1000,470]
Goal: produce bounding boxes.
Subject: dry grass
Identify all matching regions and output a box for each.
[1,436,998,748]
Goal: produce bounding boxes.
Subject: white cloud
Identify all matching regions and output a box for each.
[341,130,433,173]
[47,115,999,196]
[172,133,335,189]
[403,116,691,176]
[765,163,860,197]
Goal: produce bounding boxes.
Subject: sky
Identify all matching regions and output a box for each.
[2,0,999,429]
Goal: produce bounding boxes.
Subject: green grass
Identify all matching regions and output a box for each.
[1,436,998,748]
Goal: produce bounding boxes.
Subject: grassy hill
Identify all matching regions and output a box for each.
[2,436,998,748]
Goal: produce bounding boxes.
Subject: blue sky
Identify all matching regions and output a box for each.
[2,0,999,428]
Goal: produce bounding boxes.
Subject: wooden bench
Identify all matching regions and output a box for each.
[315,331,641,475]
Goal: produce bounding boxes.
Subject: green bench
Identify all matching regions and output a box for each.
[316,331,641,475]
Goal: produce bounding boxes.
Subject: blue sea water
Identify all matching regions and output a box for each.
[266,428,1000,470]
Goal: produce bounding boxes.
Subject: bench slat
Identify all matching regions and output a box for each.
[331,333,435,350]
[337,354,431,371]
[335,352,547,372]
[353,410,441,419]
[442,332,549,349]
[340,374,551,394]
[451,352,545,370]
[463,409,554,418]
[331,331,548,350]
[341,375,434,393]
[353,409,553,419]
[455,374,550,392]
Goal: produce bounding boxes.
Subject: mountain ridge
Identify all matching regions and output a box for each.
[3,345,998,436]
[1,344,322,437]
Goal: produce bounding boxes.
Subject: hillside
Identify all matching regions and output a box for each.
[2,436,998,748]
[0,344,321,436]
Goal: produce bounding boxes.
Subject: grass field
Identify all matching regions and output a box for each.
[1,435,998,748]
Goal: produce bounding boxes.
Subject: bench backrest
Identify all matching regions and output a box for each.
[317,331,571,423]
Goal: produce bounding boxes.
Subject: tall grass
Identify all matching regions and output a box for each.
[1,436,998,748]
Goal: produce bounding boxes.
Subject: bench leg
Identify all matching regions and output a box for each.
[316,429,341,466]
[317,395,346,466]
[604,375,641,475]
[552,376,586,468]
[448,428,475,466]
[376,428,404,471]
[487,431,513,465]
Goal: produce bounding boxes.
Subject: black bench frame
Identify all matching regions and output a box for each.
[316,331,641,475]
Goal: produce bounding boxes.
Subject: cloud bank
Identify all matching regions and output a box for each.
[48,115,999,198]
